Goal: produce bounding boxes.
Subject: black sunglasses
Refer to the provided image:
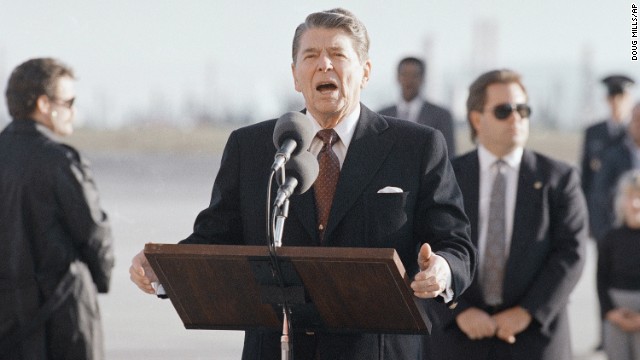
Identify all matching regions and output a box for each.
[51,97,75,109]
[491,103,531,120]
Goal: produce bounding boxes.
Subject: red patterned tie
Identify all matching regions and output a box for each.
[314,129,340,241]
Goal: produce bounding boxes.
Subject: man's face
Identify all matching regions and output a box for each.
[397,62,423,102]
[291,27,371,128]
[47,76,76,136]
[608,92,633,122]
[471,82,529,156]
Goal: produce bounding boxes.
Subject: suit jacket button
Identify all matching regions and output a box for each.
[448,302,458,310]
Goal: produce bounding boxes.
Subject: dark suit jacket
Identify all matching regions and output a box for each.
[590,141,633,241]
[181,105,476,360]
[378,100,456,157]
[581,121,625,232]
[427,149,588,360]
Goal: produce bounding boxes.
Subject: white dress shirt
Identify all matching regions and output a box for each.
[306,105,360,167]
[477,145,523,279]
[396,96,423,123]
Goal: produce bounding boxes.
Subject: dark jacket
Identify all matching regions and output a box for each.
[581,121,625,239]
[581,121,625,196]
[590,140,634,241]
[378,100,456,157]
[0,119,114,360]
[181,105,476,360]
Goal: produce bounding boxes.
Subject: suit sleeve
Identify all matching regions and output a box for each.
[580,130,592,195]
[437,110,456,158]
[519,167,588,334]
[181,130,244,245]
[54,149,114,293]
[596,232,614,318]
[590,152,621,241]
[416,130,476,302]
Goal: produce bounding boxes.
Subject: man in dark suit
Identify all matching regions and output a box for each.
[427,69,588,360]
[591,103,640,242]
[130,8,476,360]
[581,75,635,241]
[0,58,114,359]
[378,57,456,157]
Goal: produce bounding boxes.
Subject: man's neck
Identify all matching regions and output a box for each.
[401,94,421,104]
[481,143,522,159]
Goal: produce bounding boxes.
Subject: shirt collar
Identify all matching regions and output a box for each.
[398,95,422,111]
[35,122,57,139]
[478,144,523,172]
[306,103,360,149]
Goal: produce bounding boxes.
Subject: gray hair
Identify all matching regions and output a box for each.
[291,8,370,64]
[613,169,640,227]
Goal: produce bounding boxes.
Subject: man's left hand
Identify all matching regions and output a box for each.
[411,243,448,298]
[492,306,532,344]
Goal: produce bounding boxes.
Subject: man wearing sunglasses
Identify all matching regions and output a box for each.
[0,58,114,359]
[425,69,588,360]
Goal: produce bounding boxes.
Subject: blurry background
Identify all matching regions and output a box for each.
[1,1,635,359]
[1,0,637,130]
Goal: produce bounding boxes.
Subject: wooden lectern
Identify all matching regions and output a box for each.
[144,243,430,334]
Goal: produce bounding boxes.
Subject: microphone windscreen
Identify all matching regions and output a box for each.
[285,151,319,194]
[273,112,315,156]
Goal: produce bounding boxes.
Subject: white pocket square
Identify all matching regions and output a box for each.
[377,186,404,194]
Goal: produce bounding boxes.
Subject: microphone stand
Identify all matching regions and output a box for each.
[272,167,292,360]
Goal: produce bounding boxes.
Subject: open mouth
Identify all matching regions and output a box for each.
[316,82,338,92]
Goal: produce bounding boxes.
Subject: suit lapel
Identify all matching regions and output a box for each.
[324,105,394,239]
[462,152,481,249]
[505,150,541,279]
[289,188,320,243]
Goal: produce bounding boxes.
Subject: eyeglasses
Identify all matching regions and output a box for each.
[51,97,75,109]
[489,103,531,120]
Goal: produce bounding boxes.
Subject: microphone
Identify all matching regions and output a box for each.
[274,151,319,207]
[272,112,315,171]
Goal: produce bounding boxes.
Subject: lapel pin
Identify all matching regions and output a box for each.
[534,181,542,189]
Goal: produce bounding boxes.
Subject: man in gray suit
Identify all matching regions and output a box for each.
[130,8,475,360]
[379,57,456,156]
[426,69,588,359]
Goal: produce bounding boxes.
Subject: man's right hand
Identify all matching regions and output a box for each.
[456,307,497,340]
[129,249,158,294]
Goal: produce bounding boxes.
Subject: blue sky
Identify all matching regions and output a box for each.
[1,0,637,128]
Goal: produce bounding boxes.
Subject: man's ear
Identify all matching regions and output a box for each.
[469,110,482,134]
[35,94,51,115]
[360,59,372,89]
[291,63,301,93]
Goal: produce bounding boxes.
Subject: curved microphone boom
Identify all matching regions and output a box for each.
[272,112,315,171]
[273,151,319,207]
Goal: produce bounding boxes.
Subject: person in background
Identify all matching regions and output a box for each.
[597,169,640,360]
[378,56,456,157]
[426,69,588,360]
[591,103,640,243]
[582,75,635,241]
[130,8,476,360]
[0,58,114,359]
